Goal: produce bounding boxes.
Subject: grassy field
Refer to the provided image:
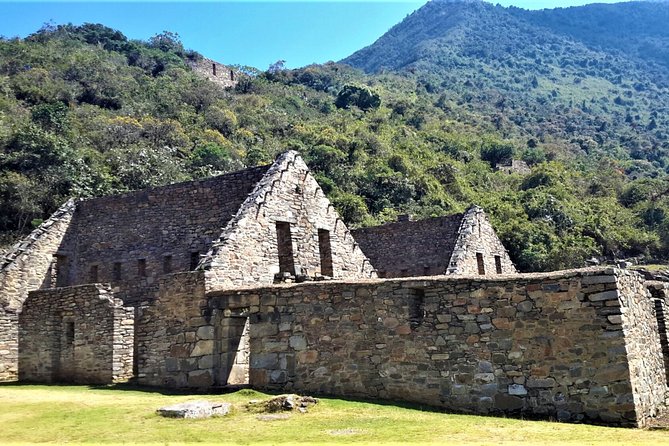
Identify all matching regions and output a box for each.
[1,384,669,445]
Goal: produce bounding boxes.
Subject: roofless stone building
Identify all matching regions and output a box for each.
[1,151,669,427]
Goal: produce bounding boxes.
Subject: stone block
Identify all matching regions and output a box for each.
[187,370,213,387]
[588,291,619,302]
[508,384,527,396]
[191,340,214,357]
[196,325,215,340]
[493,394,524,411]
[289,335,307,350]
[157,401,231,419]
[526,378,556,388]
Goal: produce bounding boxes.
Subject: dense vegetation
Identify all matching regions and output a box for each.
[2,1,669,272]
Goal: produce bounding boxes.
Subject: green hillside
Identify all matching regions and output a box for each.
[1,12,669,272]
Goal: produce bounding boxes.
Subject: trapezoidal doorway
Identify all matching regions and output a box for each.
[217,314,250,387]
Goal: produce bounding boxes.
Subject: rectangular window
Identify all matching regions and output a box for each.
[409,288,426,329]
[138,259,146,277]
[190,252,200,271]
[318,229,333,277]
[113,262,122,281]
[55,255,68,287]
[495,255,503,274]
[65,321,75,345]
[423,266,430,276]
[89,265,99,283]
[163,255,173,274]
[476,253,485,275]
[276,222,295,275]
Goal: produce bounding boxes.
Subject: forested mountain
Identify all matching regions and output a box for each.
[2,2,669,273]
[343,0,669,171]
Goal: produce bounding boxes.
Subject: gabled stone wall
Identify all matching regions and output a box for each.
[19,284,134,384]
[0,199,76,381]
[448,206,516,275]
[59,167,268,294]
[202,151,375,289]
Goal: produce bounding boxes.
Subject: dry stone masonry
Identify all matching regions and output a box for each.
[352,206,515,278]
[0,199,76,381]
[2,151,669,427]
[204,268,668,427]
[19,284,134,383]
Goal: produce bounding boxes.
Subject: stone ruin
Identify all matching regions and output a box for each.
[186,56,238,89]
[2,150,669,427]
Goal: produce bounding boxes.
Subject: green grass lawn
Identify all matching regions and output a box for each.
[1,384,668,445]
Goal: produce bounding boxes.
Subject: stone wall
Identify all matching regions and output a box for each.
[59,166,268,298]
[351,214,463,278]
[19,284,134,384]
[203,151,375,289]
[186,57,238,88]
[0,199,76,381]
[0,307,18,381]
[620,275,668,425]
[447,206,516,275]
[208,268,665,427]
[135,272,209,387]
[646,281,669,385]
[351,206,515,278]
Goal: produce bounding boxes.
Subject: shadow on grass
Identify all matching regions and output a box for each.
[1,381,650,429]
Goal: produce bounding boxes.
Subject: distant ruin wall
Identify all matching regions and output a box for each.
[186,57,237,88]
[19,284,134,384]
[0,199,76,381]
[211,268,666,427]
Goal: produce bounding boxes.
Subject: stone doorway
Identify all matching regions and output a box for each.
[217,314,250,386]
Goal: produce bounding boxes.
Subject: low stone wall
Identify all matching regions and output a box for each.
[135,271,208,387]
[19,284,134,384]
[209,268,666,427]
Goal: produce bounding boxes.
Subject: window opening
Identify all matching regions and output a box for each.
[163,255,173,274]
[318,229,333,277]
[89,265,98,283]
[276,222,295,275]
[113,262,122,281]
[138,259,146,277]
[65,321,75,345]
[476,253,485,275]
[190,252,200,271]
[409,288,426,329]
[495,255,503,274]
[55,255,69,287]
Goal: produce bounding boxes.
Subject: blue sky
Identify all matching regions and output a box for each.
[0,1,628,69]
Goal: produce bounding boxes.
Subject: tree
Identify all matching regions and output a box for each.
[335,84,381,111]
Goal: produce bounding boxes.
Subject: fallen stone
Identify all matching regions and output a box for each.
[157,400,231,419]
[247,394,319,413]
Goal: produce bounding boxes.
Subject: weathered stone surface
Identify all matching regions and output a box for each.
[157,401,231,419]
[352,206,516,278]
[19,284,134,384]
[247,394,318,413]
